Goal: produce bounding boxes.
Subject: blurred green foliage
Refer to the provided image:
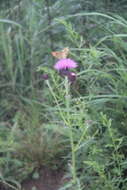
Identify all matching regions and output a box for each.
[0,0,127,190]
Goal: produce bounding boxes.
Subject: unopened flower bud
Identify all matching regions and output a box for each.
[67,72,76,83]
[42,74,49,80]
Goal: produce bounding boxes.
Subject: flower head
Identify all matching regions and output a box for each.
[54,58,78,71]
[42,74,49,80]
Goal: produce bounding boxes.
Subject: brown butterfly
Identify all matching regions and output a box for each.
[51,47,69,59]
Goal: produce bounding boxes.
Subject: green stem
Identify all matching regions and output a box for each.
[46,78,77,183]
[64,77,77,183]
[46,80,67,125]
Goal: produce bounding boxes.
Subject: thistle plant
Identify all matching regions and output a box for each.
[39,53,79,185]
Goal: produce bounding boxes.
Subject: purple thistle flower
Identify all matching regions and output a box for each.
[54,58,78,71]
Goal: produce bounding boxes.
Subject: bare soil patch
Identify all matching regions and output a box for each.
[22,166,65,190]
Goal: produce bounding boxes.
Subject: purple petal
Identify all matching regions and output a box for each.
[54,58,78,71]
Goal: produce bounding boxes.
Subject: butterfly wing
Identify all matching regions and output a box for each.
[51,52,62,59]
[51,47,69,59]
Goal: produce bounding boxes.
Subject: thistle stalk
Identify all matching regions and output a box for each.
[64,76,77,183]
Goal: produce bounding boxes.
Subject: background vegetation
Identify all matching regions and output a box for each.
[0,0,127,189]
